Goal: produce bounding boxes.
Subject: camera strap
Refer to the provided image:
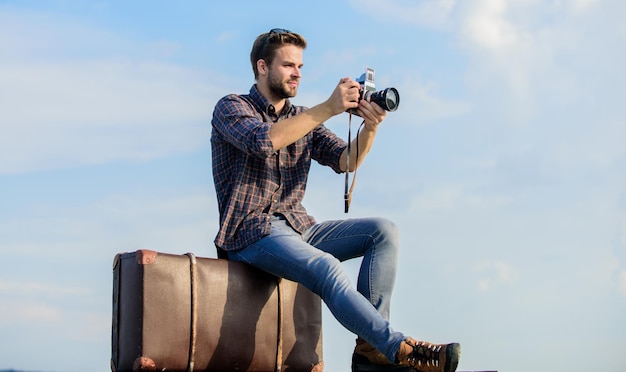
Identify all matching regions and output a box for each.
[344,113,364,213]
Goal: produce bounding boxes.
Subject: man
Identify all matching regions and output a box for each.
[211,28,461,372]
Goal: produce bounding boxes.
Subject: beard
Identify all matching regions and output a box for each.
[267,69,298,99]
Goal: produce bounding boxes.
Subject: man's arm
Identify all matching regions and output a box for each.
[339,99,387,172]
[269,78,361,151]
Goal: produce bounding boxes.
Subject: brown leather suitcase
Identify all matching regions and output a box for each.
[111,250,323,372]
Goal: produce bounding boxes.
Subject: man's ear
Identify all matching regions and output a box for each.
[257,59,268,76]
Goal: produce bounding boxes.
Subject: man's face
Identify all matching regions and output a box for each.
[265,45,303,99]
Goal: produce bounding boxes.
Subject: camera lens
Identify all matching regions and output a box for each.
[369,88,400,112]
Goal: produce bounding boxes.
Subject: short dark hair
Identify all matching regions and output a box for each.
[250,29,307,79]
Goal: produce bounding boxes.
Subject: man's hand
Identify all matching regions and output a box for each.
[356,99,386,131]
[326,78,361,115]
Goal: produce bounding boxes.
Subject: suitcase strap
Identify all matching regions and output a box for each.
[276,277,284,372]
[184,253,287,372]
[185,253,198,372]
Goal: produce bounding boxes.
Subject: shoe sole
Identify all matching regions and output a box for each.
[352,364,416,372]
[353,343,462,372]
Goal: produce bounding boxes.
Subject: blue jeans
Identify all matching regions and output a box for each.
[226,215,405,362]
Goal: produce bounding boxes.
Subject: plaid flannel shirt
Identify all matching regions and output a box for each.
[211,85,347,251]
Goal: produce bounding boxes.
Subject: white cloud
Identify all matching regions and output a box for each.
[0,299,63,325]
[409,184,512,212]
[473,260,519,292]
[353,0,456,30]
[462,0,519,49]
[216,31,239,43]
[61,311,112,342]
[93,192,219,254]
[0,8,120,58]
[0,279,91,297]
[619,270,626,299]
[323,45,377,62]
[0,9,218,174]
[572,0,601,12]
[145,40,183,58]
[393,72,471,126]
[0,298,110,343]
[0,189,219,259]
[0,59,213,174]
[449,0,626,184]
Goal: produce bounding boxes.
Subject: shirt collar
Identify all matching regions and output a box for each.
[250,84,292,117]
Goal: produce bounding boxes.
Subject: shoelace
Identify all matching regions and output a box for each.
[406,341,442,368]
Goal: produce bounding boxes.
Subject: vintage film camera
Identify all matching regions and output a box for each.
[348,67,400,116]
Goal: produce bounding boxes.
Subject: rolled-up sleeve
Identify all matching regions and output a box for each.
[212,94,276,159]
[311,124,348,173]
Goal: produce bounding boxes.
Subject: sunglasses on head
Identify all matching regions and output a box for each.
[257,28,292,60]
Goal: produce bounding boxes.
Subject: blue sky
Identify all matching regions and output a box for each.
[1,0,625,371]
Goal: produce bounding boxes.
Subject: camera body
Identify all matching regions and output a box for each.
[348,67,400,116]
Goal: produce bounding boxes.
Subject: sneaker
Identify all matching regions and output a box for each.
[352,338,414,372]
[395,338,461,372]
